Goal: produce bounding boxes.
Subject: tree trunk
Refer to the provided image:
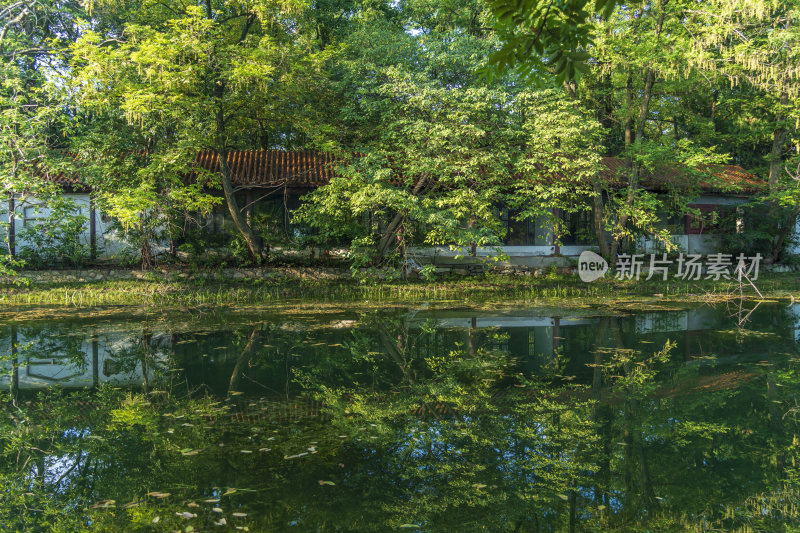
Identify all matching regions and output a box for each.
[208,8,262,263]
[609,65,657,259]
[217,145,263,262]
[592,180,611,260]
[768,92,789,190]
[7,194,15,257]
[375,175,428,261]
[607,5,665,262]
[771,207,800,264]
[769,91,790,263]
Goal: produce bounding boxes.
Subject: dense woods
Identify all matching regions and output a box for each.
[1,0,799,272]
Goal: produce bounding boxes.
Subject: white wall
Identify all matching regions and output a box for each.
[788,218,800,257]
[11,193,92,253]
[7,193,145,260]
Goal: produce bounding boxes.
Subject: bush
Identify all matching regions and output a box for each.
[15,197,90,268]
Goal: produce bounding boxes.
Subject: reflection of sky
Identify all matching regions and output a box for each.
[27,428,90,493]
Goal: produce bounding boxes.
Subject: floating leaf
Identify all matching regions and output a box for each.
[223,488,237,496]
[152,516,160,524]
[204,499,220,503]
[284,453,308,460]
[176,511,197,519]
[213,507,223,513]
[147,492,171,498]
[215,518,227,526]
[91,500,115,509]
[240,450,253,454]
[232,512,248,517]
[318,480,336,486]
[472,484,487,489]
[557,493,569,501]
[399,525,420,529]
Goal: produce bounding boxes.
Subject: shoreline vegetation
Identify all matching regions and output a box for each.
[1,268,798,308]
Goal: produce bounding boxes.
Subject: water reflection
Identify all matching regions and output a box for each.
[1,302,799,531]
[3,304,799,394]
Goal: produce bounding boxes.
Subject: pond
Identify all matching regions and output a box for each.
[1,299,800,531]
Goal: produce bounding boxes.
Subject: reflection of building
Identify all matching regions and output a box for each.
[792,304,800,343]
[0,330,170,390]
[407,307,774,378]
[1,304,795,393]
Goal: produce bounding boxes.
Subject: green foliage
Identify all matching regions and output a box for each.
[1,0,799,271]
[68,0,316,261]
[293,9,605,271]
[486,0,619,84]
[0,0,79,214]
[15,196,90,268]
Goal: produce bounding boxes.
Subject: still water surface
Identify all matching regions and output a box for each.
[2,300,800,531]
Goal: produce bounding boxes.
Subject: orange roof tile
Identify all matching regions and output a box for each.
[599,156,762,193]
[193,149,337,187]
[35,150,762,194]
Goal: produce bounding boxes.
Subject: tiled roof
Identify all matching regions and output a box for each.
[36,150,762,193]
[31,159,86,190]
[193,149,337,187]
[44,173,83,187]
[600,156,762,193]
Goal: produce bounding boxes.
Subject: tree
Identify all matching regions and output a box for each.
[487,0,754,262]
[293,6,604,273]
[0,0,83,268]
[70,0,311,262]
[684,0,800,262]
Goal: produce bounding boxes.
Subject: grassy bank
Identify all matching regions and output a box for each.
[1,271,797,307]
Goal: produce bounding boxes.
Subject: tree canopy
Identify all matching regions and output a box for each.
[0,0,798,269]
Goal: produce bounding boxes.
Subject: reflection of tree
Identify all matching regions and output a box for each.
[2,307,800,530]
[228,324,260,394]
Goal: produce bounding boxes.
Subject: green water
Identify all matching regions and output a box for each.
[2,300,800,531]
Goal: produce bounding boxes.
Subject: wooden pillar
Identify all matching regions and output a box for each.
[552,207,561,255]
[89,196,97,260]
[469,316,477,357]
[245,189,254,226]
[92,335,99,388]
[11,325,18,400]
[8,195,15,257]
[553,317,561,352]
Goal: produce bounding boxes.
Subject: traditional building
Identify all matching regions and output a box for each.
[2,149,796,266]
